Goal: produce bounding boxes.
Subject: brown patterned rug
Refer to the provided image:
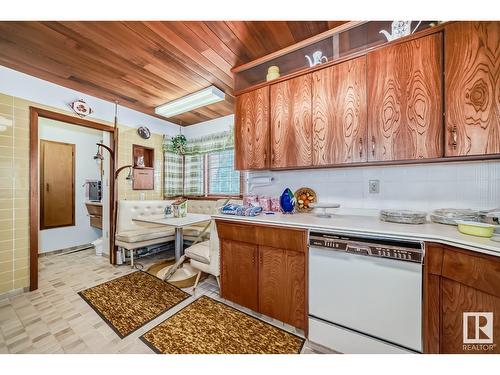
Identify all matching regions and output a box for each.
[140,296,304,354]
[79,271,189,338]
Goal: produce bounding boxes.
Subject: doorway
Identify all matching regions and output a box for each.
[29,107,117,291]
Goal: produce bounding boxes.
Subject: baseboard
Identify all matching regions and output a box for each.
[0,286,30,300]
[38,243,94,257]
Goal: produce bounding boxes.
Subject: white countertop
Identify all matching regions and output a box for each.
[212,212,500,257]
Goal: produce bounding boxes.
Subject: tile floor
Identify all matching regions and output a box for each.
[0,249,319,354]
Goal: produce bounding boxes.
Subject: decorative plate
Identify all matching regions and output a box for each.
[137,126,151,139]
[69,99,93,117]
[294,187,316,213]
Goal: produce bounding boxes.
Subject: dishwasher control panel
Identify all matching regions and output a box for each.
[309,232,423,263]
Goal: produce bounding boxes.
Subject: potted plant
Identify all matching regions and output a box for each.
[171,134,187,155]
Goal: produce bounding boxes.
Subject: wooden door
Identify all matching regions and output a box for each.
[220,239,259,311]
[367,33,443,161]
[312,56,367,165]
[258,246,306,331]
[234,87,270,170]
[445,22,500,156]
[40,140,75,229]
[270,74,312,168]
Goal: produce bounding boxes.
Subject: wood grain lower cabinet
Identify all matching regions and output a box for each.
[270,74,312,168]
[367,33,443,161]
[258,246,306,331]
[220,239,258,312]
[235,87,270,170]
[424,243,500,353]
[217,220,308,332]
[312,56,367,165]
[445,22,500,156]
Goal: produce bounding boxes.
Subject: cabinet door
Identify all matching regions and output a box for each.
[258,246,306,331]
[270,74,312,168]
[313,56,367,165]
[220,239,258,311]
[132,169,154,190]
[445,22,500,156]
[234,87,270,170]
[367,33,443,161]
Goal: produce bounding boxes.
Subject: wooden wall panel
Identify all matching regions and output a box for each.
[445,22,500,156]
[270,74,312,168]
[367,33,443,161]
[234,87,270,170]
[312,56,367,165]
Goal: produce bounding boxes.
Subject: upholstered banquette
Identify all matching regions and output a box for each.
[115,200,175,250]
[115,199,241,266]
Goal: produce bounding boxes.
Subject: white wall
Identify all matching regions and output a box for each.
[182,114,234,138]
[0,65,180,137]
[248,160,500,213]
[39,118,103,253]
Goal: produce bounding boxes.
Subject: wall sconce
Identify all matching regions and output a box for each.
[115,165,134,184]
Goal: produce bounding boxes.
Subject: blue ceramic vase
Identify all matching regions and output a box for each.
[280,188,295,214]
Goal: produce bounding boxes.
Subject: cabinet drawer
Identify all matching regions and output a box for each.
[216,221,257,243]
[89,215,102,229]
[256,226,306,252]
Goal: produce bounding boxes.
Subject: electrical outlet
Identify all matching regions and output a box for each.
[369,179,380,194]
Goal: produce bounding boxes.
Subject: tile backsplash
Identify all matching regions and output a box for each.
[247,161,500,212]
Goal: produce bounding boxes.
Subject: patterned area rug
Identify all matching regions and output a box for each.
[140,296,305,354]
[79,271,189,338]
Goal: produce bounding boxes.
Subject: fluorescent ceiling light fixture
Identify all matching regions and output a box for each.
[155,86,225,118]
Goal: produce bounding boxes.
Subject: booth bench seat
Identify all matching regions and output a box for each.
[115,198,241,266]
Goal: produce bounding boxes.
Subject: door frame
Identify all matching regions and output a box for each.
[29,107,117,291]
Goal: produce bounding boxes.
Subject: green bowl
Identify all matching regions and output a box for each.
[456,220,496,238]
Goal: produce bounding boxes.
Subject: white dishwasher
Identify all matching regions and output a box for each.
[308,231,423,354]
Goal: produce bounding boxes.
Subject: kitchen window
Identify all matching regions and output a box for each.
[164,129,241,198]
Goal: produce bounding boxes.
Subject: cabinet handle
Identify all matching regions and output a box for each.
[371,136,376,157]
[46,183,49,192]
[451,126,457,150]
[359,138,363,158]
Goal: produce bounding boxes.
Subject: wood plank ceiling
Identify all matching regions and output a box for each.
[0,21,346,125]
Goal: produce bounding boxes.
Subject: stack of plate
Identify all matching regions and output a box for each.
[380,209,427,224]
[430,208,479,225]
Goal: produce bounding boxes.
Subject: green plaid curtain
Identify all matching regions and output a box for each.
[164,151,183,197]
[184,154,204,195]
[163,129,235,197]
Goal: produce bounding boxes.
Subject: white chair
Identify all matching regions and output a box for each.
[184,220,220,292]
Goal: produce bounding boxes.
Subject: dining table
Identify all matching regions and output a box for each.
[132,212,212,283]
[133,212,212,260]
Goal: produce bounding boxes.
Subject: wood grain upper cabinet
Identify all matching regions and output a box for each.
[367,33,443,162]
[312,56,367,165]
[445,22,500,156]
[270,74,312,168]
[234,87,270,170]
[259,246,306,331]
[220,239,258,312]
